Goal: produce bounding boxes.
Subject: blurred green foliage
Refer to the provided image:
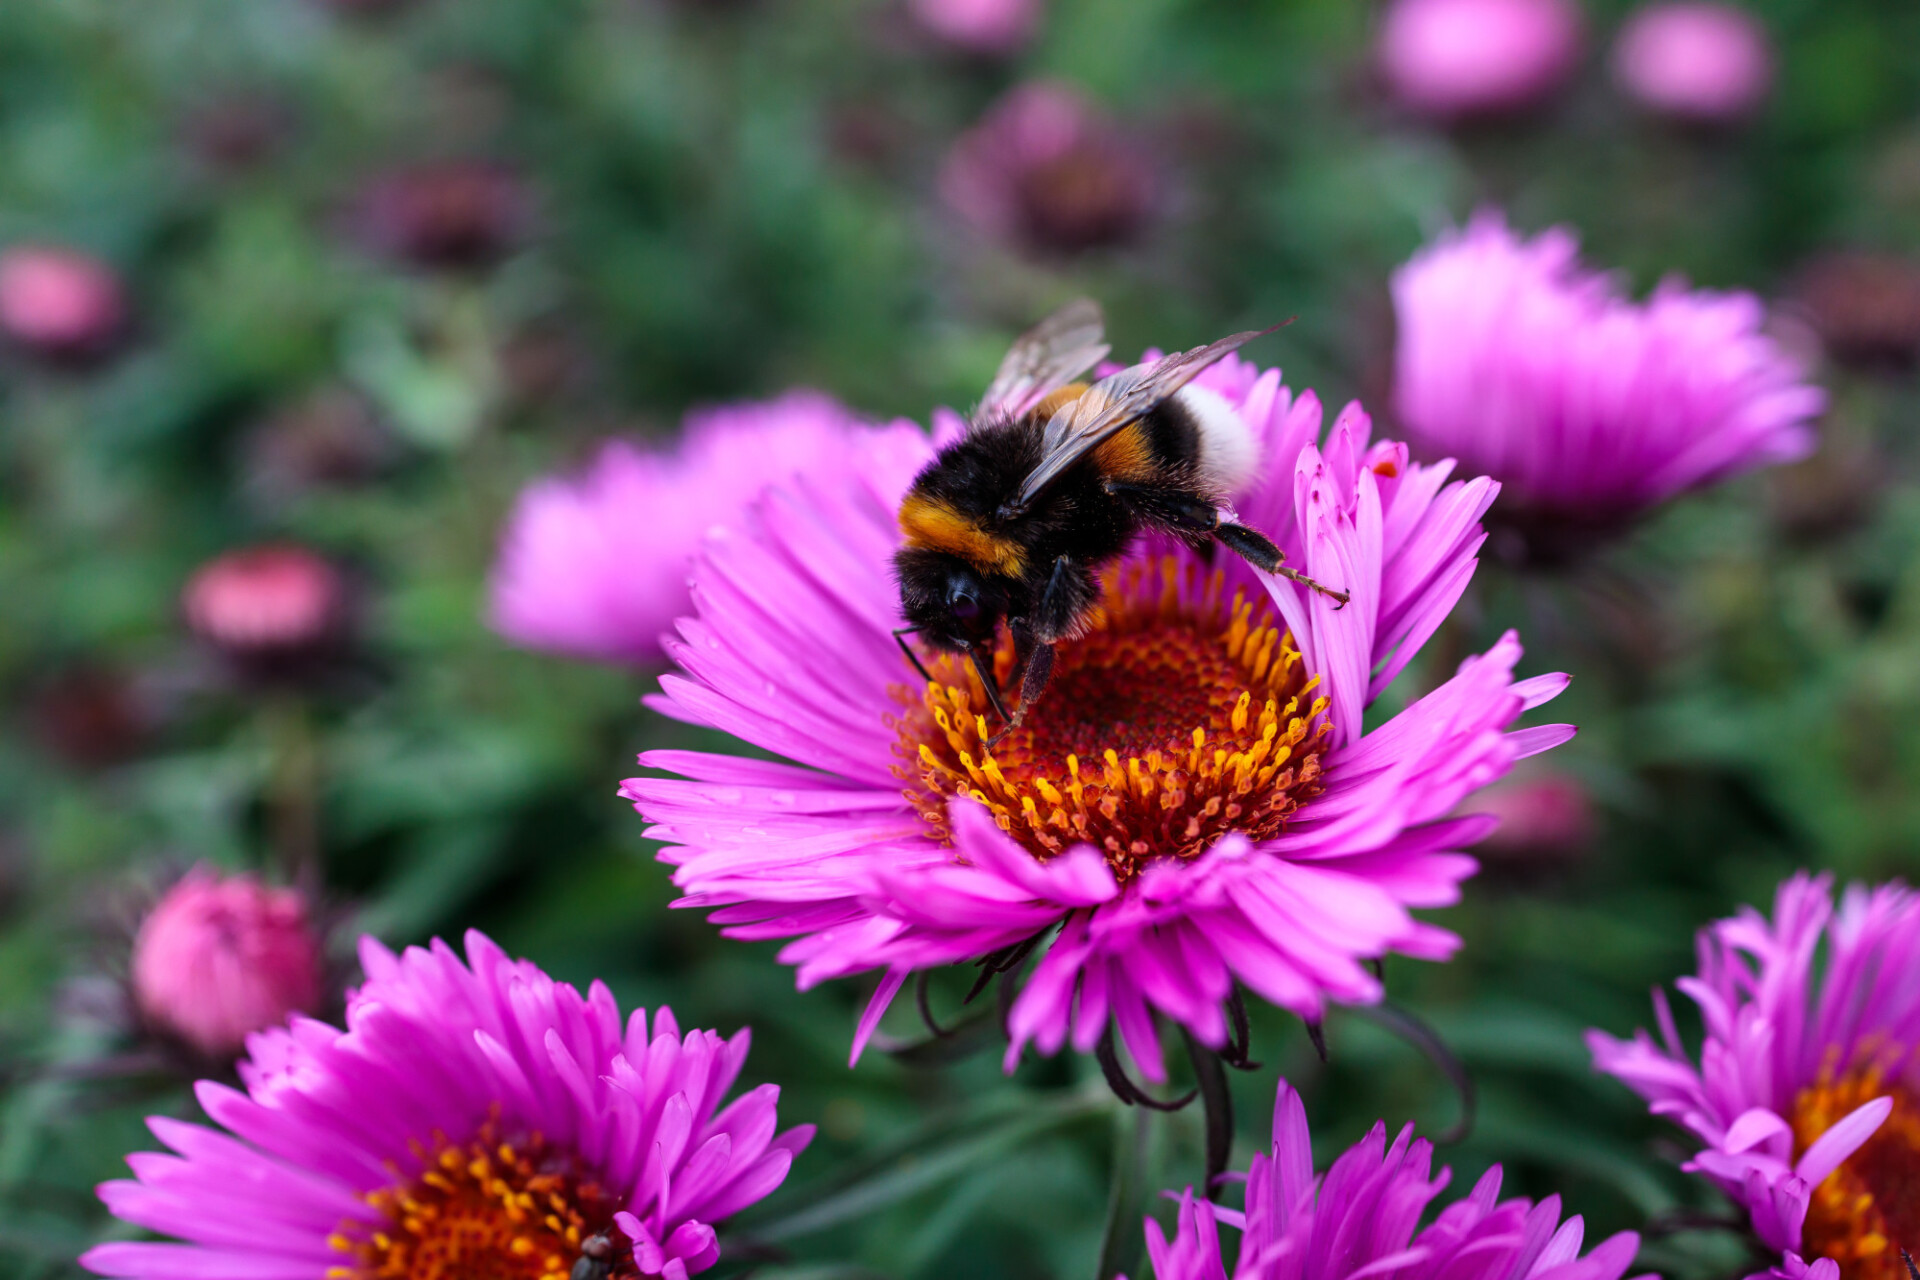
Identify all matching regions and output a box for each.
[2,1,1919,1278]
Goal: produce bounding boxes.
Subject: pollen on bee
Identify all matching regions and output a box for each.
[891,556,1332,882]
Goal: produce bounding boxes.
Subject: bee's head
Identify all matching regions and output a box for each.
[895,547,1008,654]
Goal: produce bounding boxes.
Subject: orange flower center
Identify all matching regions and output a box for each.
[327,1123,629,1280]
[894,557,1332,883]
[1793,1066,1920,1280]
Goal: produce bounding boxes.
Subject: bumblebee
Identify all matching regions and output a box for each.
[894,298,1349,733]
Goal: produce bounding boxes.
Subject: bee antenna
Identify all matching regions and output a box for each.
[893,628,934,685]
[1904,1251,1919,1280]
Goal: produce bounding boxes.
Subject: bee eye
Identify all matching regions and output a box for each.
[950,593,981,624]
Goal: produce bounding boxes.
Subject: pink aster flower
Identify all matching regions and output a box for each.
[623,351,1572,1081]
[85,929,810,1280]
[1612,2,1773,126]
[1135,1080,1646,1280]
[130,867,324,1060]
[1377,0,1584,120]
[489,391,884,665]
[1392,212,1823,554]
[1588,873,1920,1280]
[938,81,1158,256]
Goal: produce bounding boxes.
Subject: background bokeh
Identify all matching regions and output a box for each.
[4,0,1919,1277]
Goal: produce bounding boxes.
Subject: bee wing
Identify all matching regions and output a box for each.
[978,298,1111,421]
[1011,324,1276,510]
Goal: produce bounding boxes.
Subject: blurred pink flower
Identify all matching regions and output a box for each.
[939,82,1157,255]
[1137,1079,1646,1280]
[0,245,125,358]
[624,352,1573,1078]
[1589,874,1920,1280]
[1612,2,1773,125]
[349,160,534,270]
[1377,0,1583,119]
[181,544,350,663]
[88,929,809,1280]
[1472,769,1593,859]
[1392,212,1822,550]
[489,391,889,665]
[909,0,1038,55]
[129,867,322,1060]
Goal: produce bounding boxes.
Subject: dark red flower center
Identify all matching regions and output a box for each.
[894,557,1332,884]
[1793,1064,1920,1280]
[329,1122,630,1280]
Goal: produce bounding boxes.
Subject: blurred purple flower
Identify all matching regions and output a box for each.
[0,245,126,359]
[1391,212,1822,555]
[1589,873,1920,1280]
[349,160,534,270]
[28,662,162,771]
[1793,250,1920,371]
[1135,1079,1646,1280]
[623,353,1572,1078]
[1377,0,1583,120]
[85,930,811,1280]
[181,544,352,671]
[240,387,397,506]
[129,867,323,1061]
[178,93,296,175]
[939,82,1157,255]
[909,0,1039,55]
[1612,2,1773,125]
[488,391,889,666]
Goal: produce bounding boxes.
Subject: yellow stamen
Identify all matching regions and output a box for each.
[893,557,1332,882]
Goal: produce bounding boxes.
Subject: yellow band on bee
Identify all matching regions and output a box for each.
[898,493,1028,577]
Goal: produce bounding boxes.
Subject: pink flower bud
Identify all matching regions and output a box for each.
[1378,0,1583,120]
[130,868,323,1059]
[181,544,349,661]
[1612,2,1772,125]
[0,246,126,358]
[908,0,1039,56]
[1474,772,1594,859]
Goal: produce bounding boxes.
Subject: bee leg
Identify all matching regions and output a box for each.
[1213,522,1351,609]
[893,627,934,684]
[1107,479,1353,608]
[986,620,1038,747]
[970,644,1014,724]
[1015,638,1055,716]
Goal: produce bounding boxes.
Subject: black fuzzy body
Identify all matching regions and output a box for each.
[894,399,1214,654]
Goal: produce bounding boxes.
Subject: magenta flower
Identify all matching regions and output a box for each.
[489,391,895,665]
[1376,0,1583,120]
[1392,212,1822,552]
[1136,1080,1646,1280]
[1588,873,1920,1280]
[1612,2,1774,126]
[130,867,323,1060]
[623,353,1572,1080]
[85,929,810,1280]
[938,81,1157,256]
